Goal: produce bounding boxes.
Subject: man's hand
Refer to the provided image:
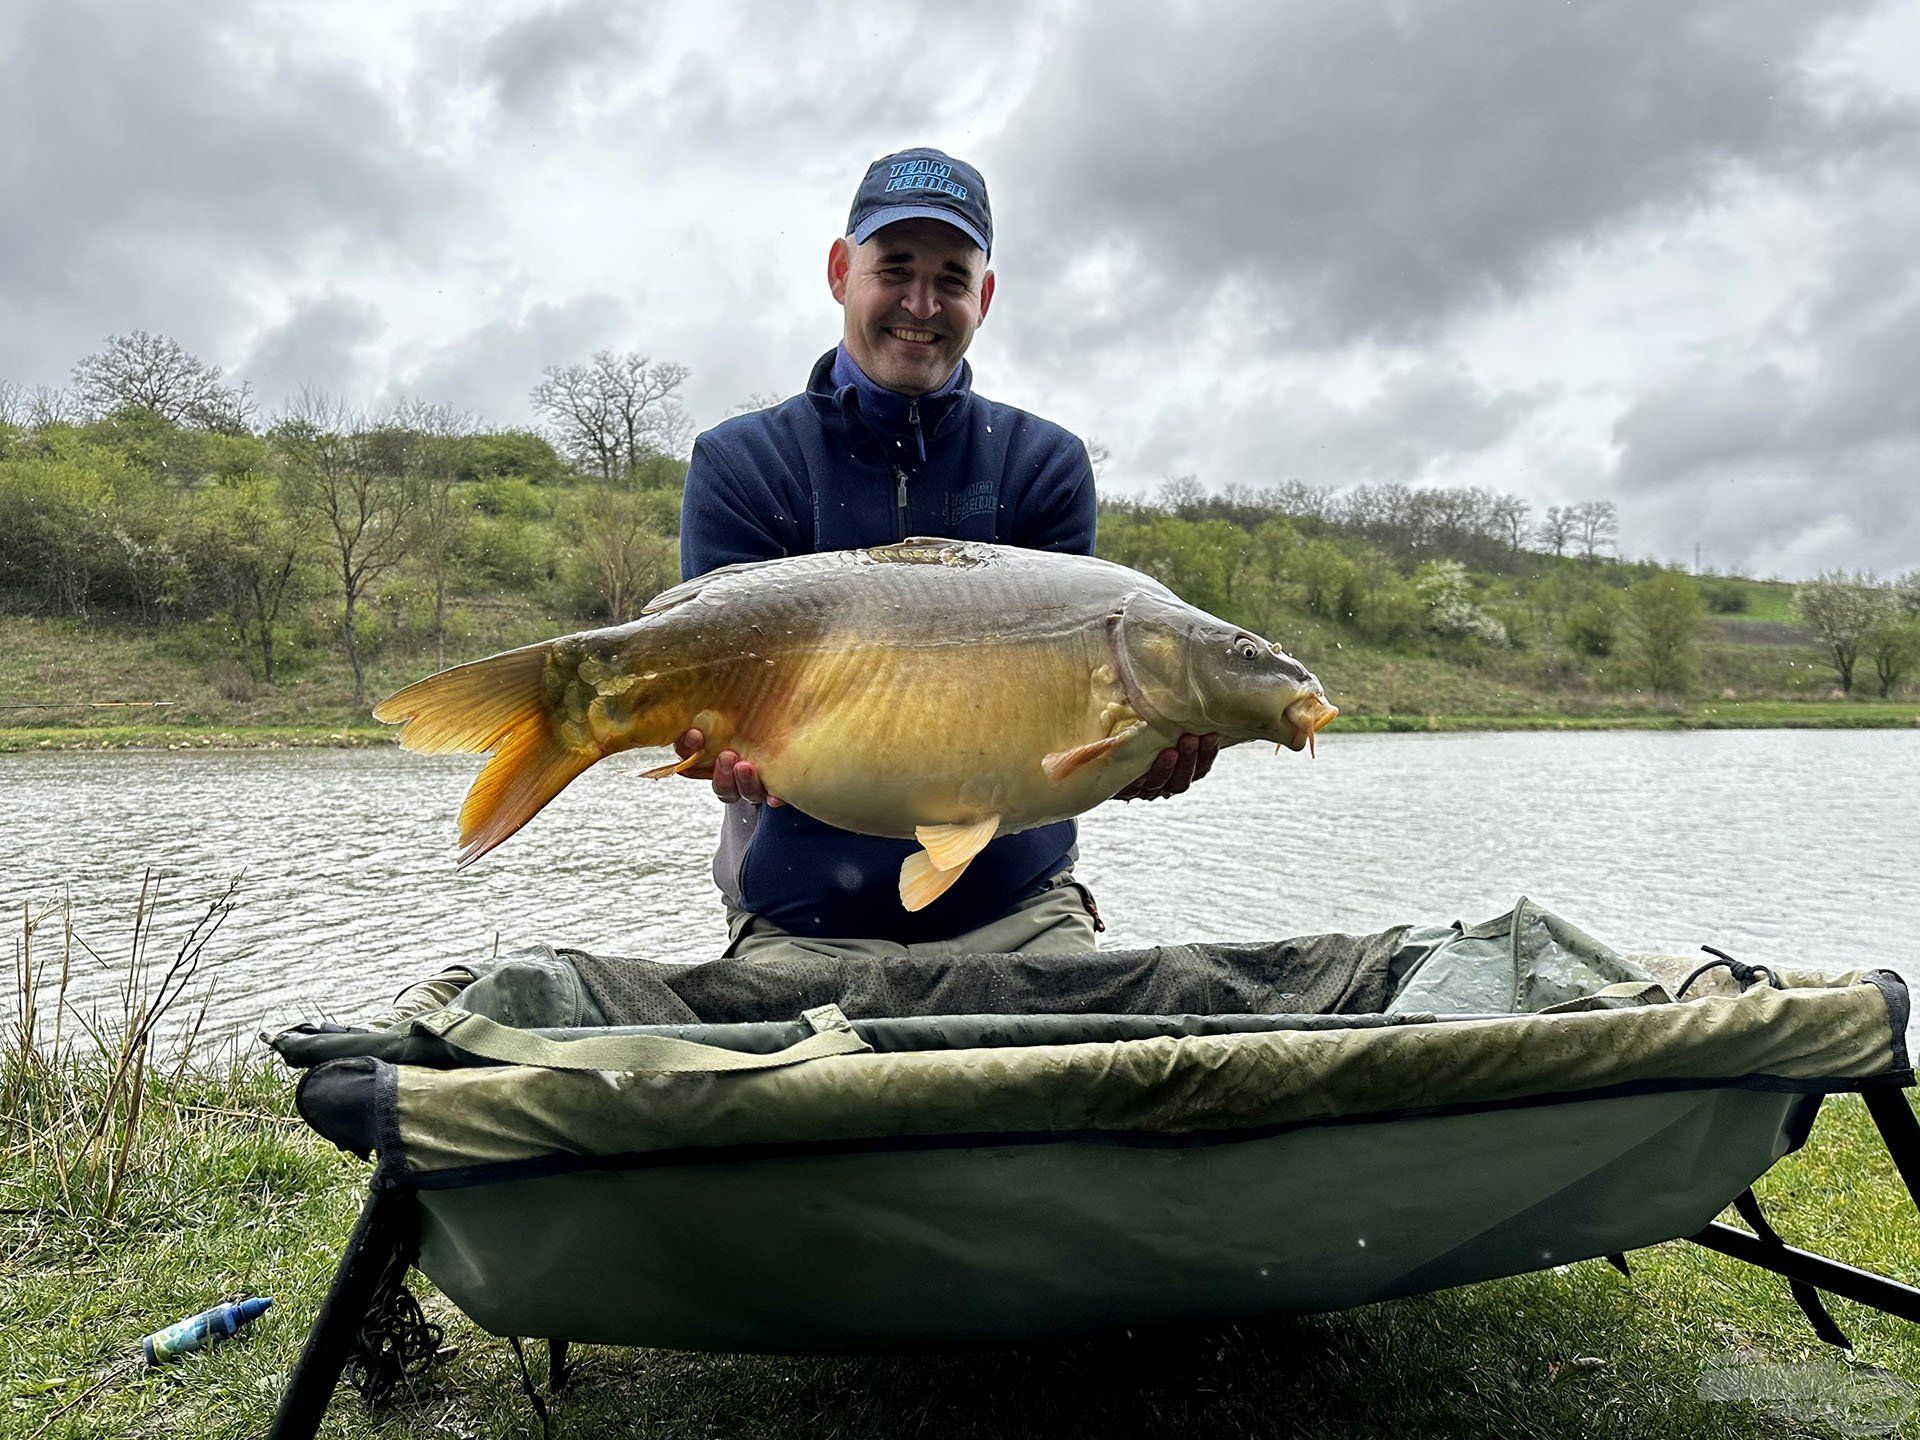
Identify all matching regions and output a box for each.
[674,728,784,806]
[1111,732,1218,803]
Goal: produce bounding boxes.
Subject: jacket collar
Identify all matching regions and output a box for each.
[807,347,973,451]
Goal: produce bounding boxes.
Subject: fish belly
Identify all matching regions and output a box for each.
[746,636,1160,838]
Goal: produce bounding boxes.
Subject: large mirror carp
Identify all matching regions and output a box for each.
[375,538,1337,910]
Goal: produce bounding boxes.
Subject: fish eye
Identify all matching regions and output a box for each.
[1232,636,1260,660]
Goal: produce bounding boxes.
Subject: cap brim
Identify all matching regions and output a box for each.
[851,204,989,255]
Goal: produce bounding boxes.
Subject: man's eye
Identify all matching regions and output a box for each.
[882,268,910,281]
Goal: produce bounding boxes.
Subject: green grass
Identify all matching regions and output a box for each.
[1710,579,1801,624]
[0,724,389,753]
[6,886,1919,1439]
[1334,700,1920,734]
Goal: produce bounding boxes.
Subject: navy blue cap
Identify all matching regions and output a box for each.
[848,148,992,256]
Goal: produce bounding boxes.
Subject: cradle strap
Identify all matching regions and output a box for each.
[409,1005,870,1073]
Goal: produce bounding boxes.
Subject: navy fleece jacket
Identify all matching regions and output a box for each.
[679,346,1097,942]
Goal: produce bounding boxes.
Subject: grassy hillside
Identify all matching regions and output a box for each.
[5,597,1917,755]
[4,410,1917,750]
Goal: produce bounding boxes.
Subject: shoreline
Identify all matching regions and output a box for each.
[5,700,1919,753]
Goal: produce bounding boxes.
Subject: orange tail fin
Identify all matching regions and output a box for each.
[373,645,597,866]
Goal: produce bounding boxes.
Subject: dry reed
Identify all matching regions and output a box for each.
[3,870,242,1223]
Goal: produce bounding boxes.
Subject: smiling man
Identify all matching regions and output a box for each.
[675,146,1216,961]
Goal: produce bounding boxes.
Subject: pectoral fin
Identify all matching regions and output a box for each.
[1042,722,1148,782]
[899,815,1001,912]
[639,751,705,780]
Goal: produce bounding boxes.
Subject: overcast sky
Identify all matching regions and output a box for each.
[4,0,1916,579]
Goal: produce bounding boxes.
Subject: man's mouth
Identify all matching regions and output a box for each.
[887,327,940,345]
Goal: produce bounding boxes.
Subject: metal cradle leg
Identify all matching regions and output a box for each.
[1864,1086,1920,1210]
[1687,1086,1920,1341]
[268,1188,417,1440]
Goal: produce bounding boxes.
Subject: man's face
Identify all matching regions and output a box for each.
[828,218,995,395]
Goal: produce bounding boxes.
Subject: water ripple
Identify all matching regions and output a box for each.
[4,731,1917,1050]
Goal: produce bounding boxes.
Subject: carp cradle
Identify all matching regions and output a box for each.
[263,899,1920,1437]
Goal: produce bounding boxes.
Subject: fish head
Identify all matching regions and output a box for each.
[1113,592,1337,753]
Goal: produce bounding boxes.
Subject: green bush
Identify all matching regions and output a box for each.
[1564,593,1623,657]
[464,512,560,590]
[460,430,571,485]
[1297,538,1361,621]
[469,474,549,520]
[1700,580,1749,614]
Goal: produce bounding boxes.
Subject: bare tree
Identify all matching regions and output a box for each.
[1264,479,1332,523]
[1793,570,1894,695]
[1894,569,1920,616]
[0,380,78,432]
[530,351,691,482]
[390,399,477,669]
[71,331,255,432]
[1536,504,1573,557]
[1870,615,1920,698]
[1085,440,1112,479]
[1570,500,1619,563]
[275,391,421,707]
[1155,473,1206,518]
[188,474,313,682]
[577,488,677,619]
[1489,493,1531,556]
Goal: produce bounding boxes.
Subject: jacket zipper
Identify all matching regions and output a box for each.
[895,398,924,542]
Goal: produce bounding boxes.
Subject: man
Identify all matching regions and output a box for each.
[675,146,1215,962]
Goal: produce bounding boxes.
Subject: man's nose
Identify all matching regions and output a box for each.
[902,280,939,320]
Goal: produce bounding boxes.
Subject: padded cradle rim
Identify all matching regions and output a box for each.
[295,970,1912,1187]
[353,1069,1882,1196]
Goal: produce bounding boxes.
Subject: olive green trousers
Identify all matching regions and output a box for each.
[721,871,1102,964]
[372,874,1102,1030]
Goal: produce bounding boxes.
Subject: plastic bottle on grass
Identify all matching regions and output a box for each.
[141,1297,273,1364]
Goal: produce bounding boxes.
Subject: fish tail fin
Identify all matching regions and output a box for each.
[373,643,553,754]
[373,643,597,864]
[455,719,597,866]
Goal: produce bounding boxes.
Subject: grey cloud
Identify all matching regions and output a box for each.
[1613,264,1920,574]
[238,295,385,409]
[481,0,642,117]
[1627,453,1920,578]
[618,2,1040,170]
[383,293,631,423]
[1126,358,1541,490]
[991,0,1893,355]
[0,0,470,385]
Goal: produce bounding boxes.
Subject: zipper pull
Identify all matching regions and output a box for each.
[908,398,926,463]
[895,465,910,540]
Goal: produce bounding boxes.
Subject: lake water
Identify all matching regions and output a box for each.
[3,730,1917,1050]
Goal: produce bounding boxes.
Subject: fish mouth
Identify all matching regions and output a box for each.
[1278,693,1339,756]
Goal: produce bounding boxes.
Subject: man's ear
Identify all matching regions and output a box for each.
[827,238,853,305]
[978,269,995,321]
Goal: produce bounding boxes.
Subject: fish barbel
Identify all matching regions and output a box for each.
[373,537,1337,910]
